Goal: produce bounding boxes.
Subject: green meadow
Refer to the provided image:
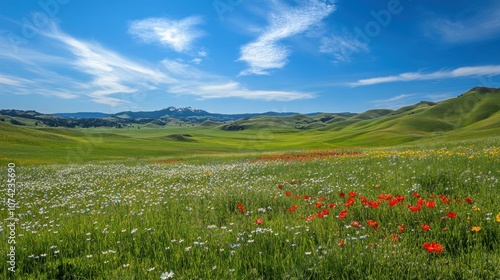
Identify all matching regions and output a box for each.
[1,87,500,279]
[1,140,499,279]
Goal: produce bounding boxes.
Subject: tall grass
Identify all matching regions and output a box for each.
[1,141,499,279]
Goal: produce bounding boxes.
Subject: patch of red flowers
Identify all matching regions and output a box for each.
[150,159,181,164]
[421,224,431,231]
[254,149,362,162]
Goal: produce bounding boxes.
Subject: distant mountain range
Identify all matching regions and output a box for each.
[0,106,322,128]
[1,87,499,135]
[54,106,312,122]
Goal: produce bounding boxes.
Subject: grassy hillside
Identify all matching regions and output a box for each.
[1,87,499,164]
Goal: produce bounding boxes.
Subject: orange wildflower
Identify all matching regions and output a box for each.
[470,226,481,232]
[390,234,399,242]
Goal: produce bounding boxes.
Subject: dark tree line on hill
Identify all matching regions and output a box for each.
[41,118,124,128]
[0,109,199,128]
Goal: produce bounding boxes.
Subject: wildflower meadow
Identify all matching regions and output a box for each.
[1,141,500,279]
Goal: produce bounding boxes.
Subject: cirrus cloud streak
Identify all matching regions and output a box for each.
[350,65,500,87]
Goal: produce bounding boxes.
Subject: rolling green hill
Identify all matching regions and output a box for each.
[224,86,500,144]
[1,86,499,164]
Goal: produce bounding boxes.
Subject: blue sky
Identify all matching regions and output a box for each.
[0,0,499,114]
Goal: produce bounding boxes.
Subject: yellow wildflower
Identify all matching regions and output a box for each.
[496,212,500,223]
[470,226,481,232]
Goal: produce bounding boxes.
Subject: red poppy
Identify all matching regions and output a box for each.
[465,197,474,204]
[344,197,356,207]
[421,224,431,231]
[317,213,325,218]
[338,240,345,246]
[349,191,357,197]
[446,211,457,219]
[378,194,392,200]
[322,209,330,215]
[389,199,399,206]
[426,201,436,208]
[367,219,379,230]
[236,204,244,209]
[413,192,420,198]
[277,184,283,190]
[328,203,336,208]
[306,214,315,222]
[339,192,345,198]
[288,204,298,213]
[408,204,422,212]
[422,242,444,254]
[255,218,263,225]
[318,196,327,201]
[351,220,360,228]
[304,195,310,200]
[395,195,405,202]
[315,202,323,209]
[285,191,291,197]
[417,198,427,205]
[398,224,405,233]
[240,208,246,214]
[338,210,348,220]
[368,200,381,208]
[440,195,452,204]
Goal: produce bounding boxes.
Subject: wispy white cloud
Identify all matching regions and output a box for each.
[238,0,335,75]
[41,24,174,106]
[425,3,500,43]
[128,16,205,52]
[160,59,314,101]
[0,22,313,108]
[350,65,500,87]
[0,74,25,87]
[319,31,369,63]
[371,94,415,109]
